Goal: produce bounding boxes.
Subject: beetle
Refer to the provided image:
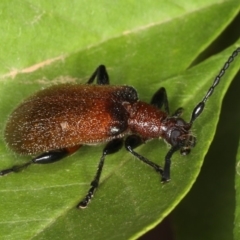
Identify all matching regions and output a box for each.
[1,48,239,208]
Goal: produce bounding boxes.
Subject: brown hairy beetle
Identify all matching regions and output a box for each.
[1,48,239,208]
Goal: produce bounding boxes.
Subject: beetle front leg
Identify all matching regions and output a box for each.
[125,135,164,177]
[161,146,180,182]
[0,146,81,176]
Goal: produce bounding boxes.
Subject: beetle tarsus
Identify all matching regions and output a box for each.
[0,168,14,176]
[161,177,171,183]
[0,162,32,176]
[78,187,95,208]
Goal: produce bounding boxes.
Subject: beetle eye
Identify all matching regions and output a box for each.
[170,130,181,146]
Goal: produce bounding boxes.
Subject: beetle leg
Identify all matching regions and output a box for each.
[125,135,180,182]
[150,87,169,114]
[172,107,184,117]
[0,146,81,176]
[125,135,164,177]
[87,65,109,85]
[78,138,123,208]
[0,161,32,176]
[32,146,81,164]
[161,146,179,182]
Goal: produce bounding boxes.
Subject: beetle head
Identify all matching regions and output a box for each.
[166,117,196,155]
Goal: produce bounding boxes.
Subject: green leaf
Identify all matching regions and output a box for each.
[0,1,239,240]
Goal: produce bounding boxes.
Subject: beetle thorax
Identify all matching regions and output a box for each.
[123,101,168,139]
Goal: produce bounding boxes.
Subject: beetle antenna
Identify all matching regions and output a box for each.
[189,47,240,124]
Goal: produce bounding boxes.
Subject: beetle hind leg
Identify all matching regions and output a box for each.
[0,146,81,176]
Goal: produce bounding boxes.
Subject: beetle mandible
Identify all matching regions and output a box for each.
[1,48,239,208]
